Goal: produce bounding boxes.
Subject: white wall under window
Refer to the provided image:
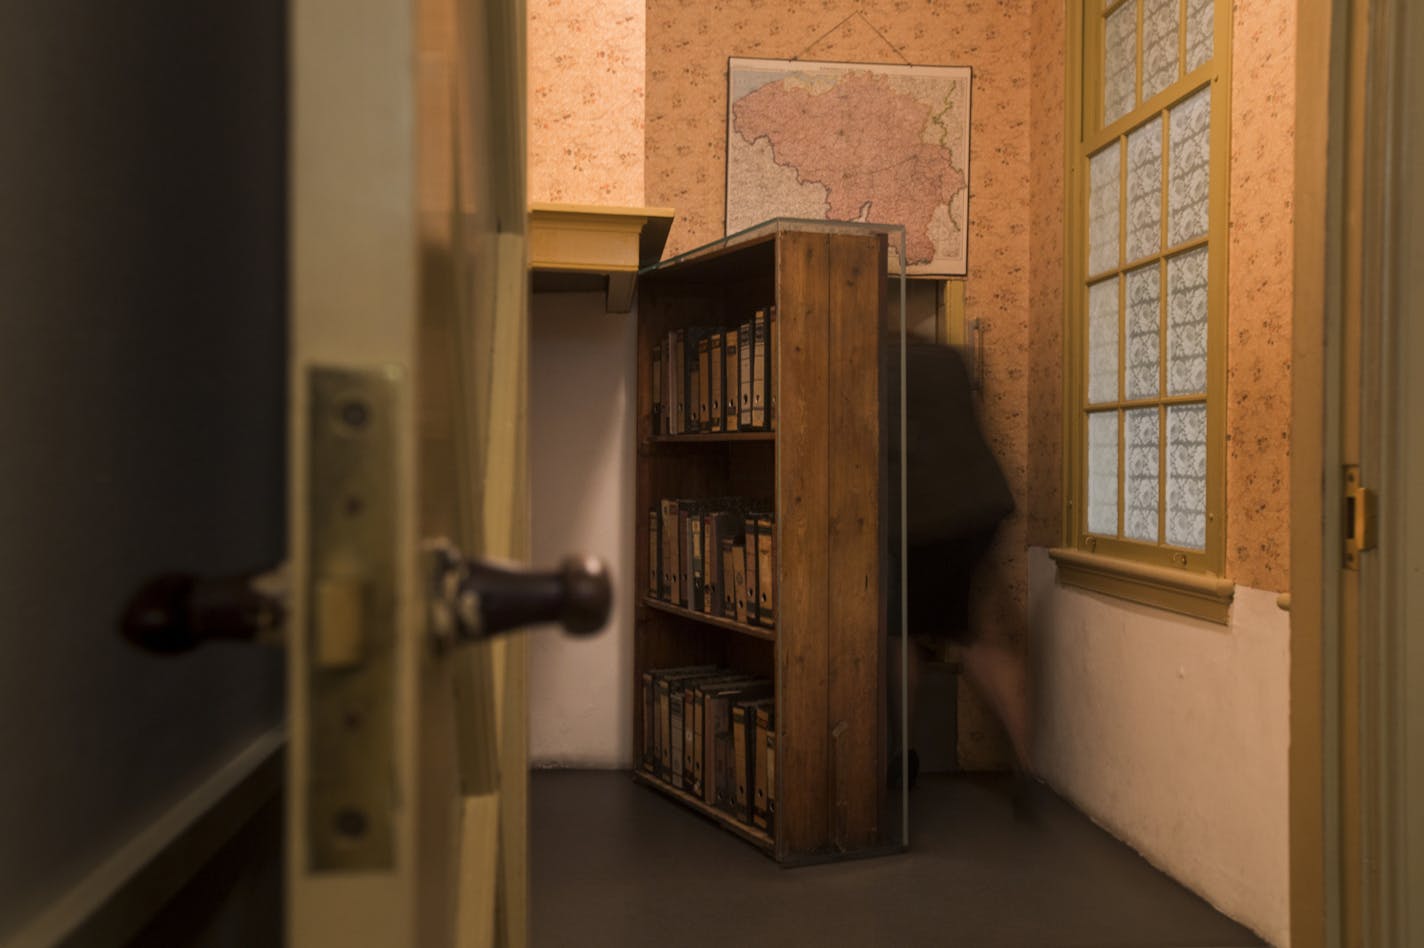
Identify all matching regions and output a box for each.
[1029,548,1290,946]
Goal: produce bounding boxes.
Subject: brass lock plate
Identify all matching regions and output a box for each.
[306,366,400,871]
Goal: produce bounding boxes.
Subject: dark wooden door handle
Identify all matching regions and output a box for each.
[427,544,611,644]
[120,568,287,654]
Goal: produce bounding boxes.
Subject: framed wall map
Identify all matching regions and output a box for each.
[726,57,972,276]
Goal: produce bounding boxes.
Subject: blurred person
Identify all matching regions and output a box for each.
[888,337,1032,796]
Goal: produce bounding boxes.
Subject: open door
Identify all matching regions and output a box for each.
[283,0,612,944]
[113,0,603,943]
[1291,0,1424,944]
[282,0,611,940]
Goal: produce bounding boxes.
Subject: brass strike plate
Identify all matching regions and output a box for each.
[306,366,401,871]
[1343,464,1375,570]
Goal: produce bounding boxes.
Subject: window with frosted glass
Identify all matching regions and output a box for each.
[1141,0,1179,101]
[1125,265,1161,399]
[1167,247,1209,395]
[1103,3,1137,125]
[1168,87,1211,246]
[1077,0,1220,561]
[1089,144,1121,276]
[1186,0,1214,73]
[1125,119,1163,263]
[1166,405,1207,549]
[1124,408,1160,542]
[1088,412,1119,536]
[1088,278,1120,405]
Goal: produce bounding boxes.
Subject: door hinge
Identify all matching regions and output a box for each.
[1343,465,1376,570]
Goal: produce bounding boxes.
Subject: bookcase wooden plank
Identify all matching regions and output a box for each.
[826,233,886,851]
[774,230,832,859]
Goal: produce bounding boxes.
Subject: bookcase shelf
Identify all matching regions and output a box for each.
[643,597,776,642]
[631,770,776,852]
[633,219,905,865]
[648,432,776,445]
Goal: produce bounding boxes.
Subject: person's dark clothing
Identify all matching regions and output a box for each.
[898,340,1014,642]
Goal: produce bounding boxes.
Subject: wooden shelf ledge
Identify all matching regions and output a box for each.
[632,770,775,853]
[647,432,776,445]
[643,597,775,642]
[528,202,675,313]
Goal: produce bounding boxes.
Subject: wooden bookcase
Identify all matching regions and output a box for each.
[632,221,904,864]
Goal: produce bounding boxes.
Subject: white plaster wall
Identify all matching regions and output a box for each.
[528,291,637,768]
[1028,547,1290,947]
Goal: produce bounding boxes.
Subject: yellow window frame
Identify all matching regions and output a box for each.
[1053,0,1234,622]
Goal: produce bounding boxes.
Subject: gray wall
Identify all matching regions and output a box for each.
[0,1,287,938]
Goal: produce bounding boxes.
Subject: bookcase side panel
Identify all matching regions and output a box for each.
[825,233,887,851]
[773,231,833,859]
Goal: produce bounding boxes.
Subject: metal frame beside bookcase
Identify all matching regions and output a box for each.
[632,220,906,865]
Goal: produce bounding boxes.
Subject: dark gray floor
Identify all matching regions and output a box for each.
[530,770,1267,948]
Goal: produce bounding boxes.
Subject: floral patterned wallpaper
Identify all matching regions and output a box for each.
[527,0,645,205]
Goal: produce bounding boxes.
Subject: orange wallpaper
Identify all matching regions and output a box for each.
[1226,0,1295,592]
[645,0,1035,770]
[527,0,644,204]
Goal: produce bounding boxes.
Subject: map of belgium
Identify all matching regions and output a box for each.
[726,58,971,275]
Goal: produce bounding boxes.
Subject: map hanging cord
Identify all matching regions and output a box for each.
[792,10,913,66]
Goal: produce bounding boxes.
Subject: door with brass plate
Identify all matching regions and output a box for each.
[117,0,596,945]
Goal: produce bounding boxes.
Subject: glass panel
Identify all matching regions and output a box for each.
[1141,0,1179,100]
[1125,265,1161,399]
[1126,117,1163,262]
[1186,0,1214,73]
[1089,143,1122,276]
[1088,411,1120,536]
[1088,278,1120,404]
[881,228,908,848]
[1166,246,1209,395]
[1168,85,1211,245]
[1124,407,1160,542]
[1103,2,1138,125]
[1166,404,1207,549]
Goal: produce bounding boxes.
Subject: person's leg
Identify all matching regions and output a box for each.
[961,557,1035,773]
[961,638,1033,773]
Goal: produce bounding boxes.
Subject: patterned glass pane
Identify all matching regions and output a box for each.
[1125,265,1161,399]
[1089,143,1121,275]
[1166,404,1207,549]
[1103,1,1137,125]
[1142,0,1179,100]
[1168,85,1211,245]
[1126,117,1163,262]
[1088,278,1120,404]
[1088,411,1120,536]
[1186,0,1214,73]
[1167,247,1209,394]
[1124,408,1160,542]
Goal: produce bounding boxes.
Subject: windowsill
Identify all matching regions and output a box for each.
[1048,547,1235,624]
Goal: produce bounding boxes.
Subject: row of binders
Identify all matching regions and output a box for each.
[641,665,777,835]
[651,307,777,435]
[649,498,775,629]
